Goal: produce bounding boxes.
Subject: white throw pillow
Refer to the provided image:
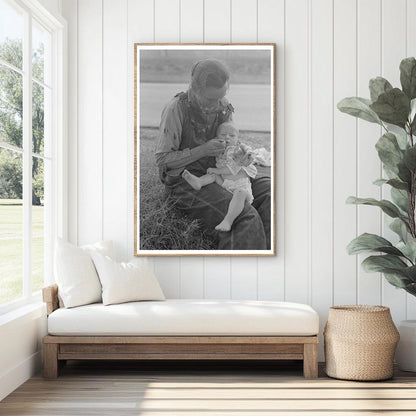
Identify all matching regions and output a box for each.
[90,252,165,306]
[54,239,114,308]
[81,240,115,259]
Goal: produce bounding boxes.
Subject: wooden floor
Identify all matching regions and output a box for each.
[1,360,416,415]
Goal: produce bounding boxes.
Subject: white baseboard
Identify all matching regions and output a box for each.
[0,350,42,401]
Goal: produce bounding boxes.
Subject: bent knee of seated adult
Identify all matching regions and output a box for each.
[225,203,266,249]
[232,189,252,203]
[239,197,261,217]
[235,197,265,227]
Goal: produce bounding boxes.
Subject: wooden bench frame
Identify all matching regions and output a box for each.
[43,285,319,379]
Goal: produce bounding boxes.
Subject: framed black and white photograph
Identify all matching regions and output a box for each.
[134,44,275,256]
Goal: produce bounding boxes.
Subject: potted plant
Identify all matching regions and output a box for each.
[337,57,416,372]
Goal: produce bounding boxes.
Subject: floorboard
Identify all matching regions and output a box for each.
[1,361,416,415]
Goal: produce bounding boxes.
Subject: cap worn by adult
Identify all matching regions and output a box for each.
[191,59,230,99]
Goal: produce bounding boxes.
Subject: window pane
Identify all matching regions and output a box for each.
[32,20,51,85]
[0,147,23,305]
[32,81,45,155]
[0,0,24,70]
[32,156,43,293]
[0,65,23,148]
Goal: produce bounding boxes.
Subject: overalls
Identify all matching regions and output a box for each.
[164,92,271,250]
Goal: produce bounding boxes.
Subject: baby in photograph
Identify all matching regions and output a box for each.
[182,121,257,232]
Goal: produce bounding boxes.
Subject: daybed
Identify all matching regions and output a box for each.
[42,284,320,379]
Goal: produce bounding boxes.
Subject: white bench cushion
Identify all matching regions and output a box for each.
[47,299,319,336]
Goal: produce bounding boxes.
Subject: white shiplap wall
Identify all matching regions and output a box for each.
[61,0,416,356]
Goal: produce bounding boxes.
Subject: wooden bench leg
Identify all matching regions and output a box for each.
[303,343,318,379]
[44,343,59,379]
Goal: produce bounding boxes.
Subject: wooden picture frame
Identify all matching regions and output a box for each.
[134,44,276,256]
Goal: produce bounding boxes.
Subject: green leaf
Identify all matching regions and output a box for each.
[389,218,410,241]
[394,130,410,150]
[337,97,383,125]
[370,262,416,287]
[373,178,388,186]
[391,187,409,213]
[346,196,405,219]
[362,254,408,272]
[347,233,404,256]
[386,179,410,191]
[400,57,416,100]
[384,166,400,180]
[398,161,412,185]
[374,177,409,191]
[411,99,416,133]
[361,255,416,288]
[404,283,416,296]
[383,271,412,288]
[370,88,410,128]
[403,146,416,172]
[403,265,416,282]
[397,240,416,264]
[410,98,416,125]
[369,77,393,102]
[375,132,404,173]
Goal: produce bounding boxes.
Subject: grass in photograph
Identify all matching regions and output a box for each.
[139,129,214,251]
[139,128,270,251]
[0,199,44,305]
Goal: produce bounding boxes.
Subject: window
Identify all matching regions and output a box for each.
[0,0,66,312]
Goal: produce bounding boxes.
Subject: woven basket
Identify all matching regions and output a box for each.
[324,305,399,381]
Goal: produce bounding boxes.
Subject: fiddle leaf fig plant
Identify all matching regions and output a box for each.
[337,57,416,297]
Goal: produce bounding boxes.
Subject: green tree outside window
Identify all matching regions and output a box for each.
[0,38,44,205]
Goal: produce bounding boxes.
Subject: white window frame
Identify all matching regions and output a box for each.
[0,0,67,315]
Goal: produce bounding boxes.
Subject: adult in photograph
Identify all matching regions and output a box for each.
[155,58,271,250]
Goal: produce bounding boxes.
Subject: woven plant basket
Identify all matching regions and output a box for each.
[324,305,399,381]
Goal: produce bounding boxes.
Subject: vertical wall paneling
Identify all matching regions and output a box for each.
[178,0,205,298]
[310,0,333,358]
[102,0,128,260]
[407,0,416,319]
[284,0,309,303]
[127,0,154,260]
[152,0,181,298]
[61,0,77,245]
[127,0,154,43]
[333,0,357,305]
[203,0,231,42]
[155,0,180,42]
[231,258,258,299]
[257,0,285,301]
[204,259,231,299]
[180,258,204,298]
[229,0,258,300]
[203,0,232,299]
[153,258,181,298]
[180,0,203,43]
[77,0,103,245]
[230,0,257,42]
[356,0,382,305]
[382,0,406,89]
[381,0,407,322]
[407,0,416,56]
